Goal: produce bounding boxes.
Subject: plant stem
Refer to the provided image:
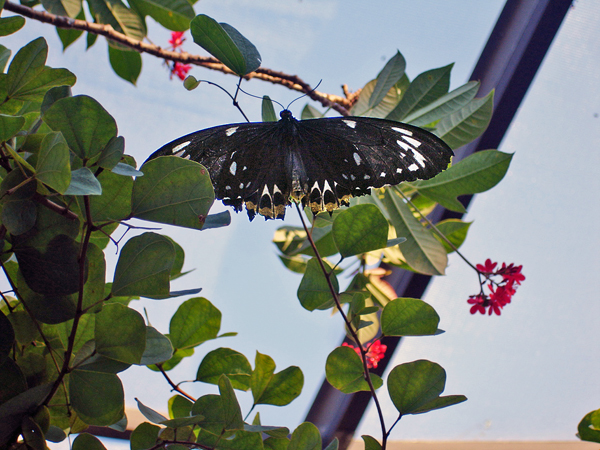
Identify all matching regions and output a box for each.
[295,203,388,449]
[157,363,197,402]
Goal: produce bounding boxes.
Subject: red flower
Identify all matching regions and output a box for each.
[342,339,387,369]
[169,31,185,49]
[476,258,497,274]
[467,293,487,315]
[467,260,525,316]
[171,62,191,80]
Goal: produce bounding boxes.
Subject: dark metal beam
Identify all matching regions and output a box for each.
[304,1,574,447]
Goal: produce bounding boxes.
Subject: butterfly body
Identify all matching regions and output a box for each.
[148,110,453,221]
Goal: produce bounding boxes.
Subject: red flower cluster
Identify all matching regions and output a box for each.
[468,259,525,316]
[167,32,192,81]
[343,339,387,369]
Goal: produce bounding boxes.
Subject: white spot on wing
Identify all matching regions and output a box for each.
[243,166,247,171]
[396,168,403,174]
[262,185,270,196]
[364,174,370,180]
[273,184,282,194]
[172,141,191,153]
[380,172,386,177]
[342,174,348,180]
[323,180,333,193]
[411,149,426,167]
[343,120,357,129]
[353,152,362,165]
[397,140,412,152]
[392,127,412,136]
[225,127,239,136]
[350,174,356,181]
[408,163,419,172]
[403,136,422,147]
[311,181,320,191]
[229,161,237,175]
[225,185,231,190]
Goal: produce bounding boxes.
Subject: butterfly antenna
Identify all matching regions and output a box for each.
[238,87,286,111]
[285,80,323,110]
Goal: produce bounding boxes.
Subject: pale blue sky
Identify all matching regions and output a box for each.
[2,0,599,447]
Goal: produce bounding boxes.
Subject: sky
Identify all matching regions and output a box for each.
[2,0,599,447]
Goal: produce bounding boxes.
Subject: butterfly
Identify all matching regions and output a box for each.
[148,110,453,221]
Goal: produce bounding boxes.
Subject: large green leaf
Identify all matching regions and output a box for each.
[250,352,303,407]
[379,188,447,275]
[140,326,173,365]
[325,346,382,394]
[111,232,175,297]
[87,0,145,42]
[332,204,388,258]
[130,422,160,450]
[411,150,513,213]
[0,16,25,37]
[108,45,142,85]
[41,0,82,18]
[288,422,321,450]
[350,75,409,118]
[169,297,221,349]
[404,80,479,127]
[35,132,71,194]
[297,257,339,311]
[190,14,261,76]
[95,303,146,364]
[381,297,439,336]
[129,0,193,31]
[43,95,117,161]
[5,38,46,99]
[132,156,215,230]
[435,90,494,149]
[218,375,244,430]
[0,114,24,141]
[368,51,406,110]
[386,64,452,122]
[196,348,252,391]
[69,369,124,425]
[86,168,133,222]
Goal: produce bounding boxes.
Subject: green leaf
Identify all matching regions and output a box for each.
[325,346,382,394]
[288,422,321,450]
[379,188,447,275]
[196,348,252,390]
[69,369,124,425]
[1,200,36,235]
[86,168,133,222]
[43,95,117,161]
[112,232,175,297]
[411,150,513,213]
[41,0,81,17]
[130,422,160,450]
[387,360,461,416]
[323,438,339,450]
[169,297,221,349]
[578,409,600,443]
[168,394,193,419]
[96,135,124,169]
[6,37,46,98]
[140,326,173,365]
[135,398,167,423]
[111,162,142,176]
[0,311,14,361]
[351,75,409,118]
[386,64,452,122]
[190,14,261,76]
[369,51,406,109]
[190,394,226,434]
[361,435,382,450]
[41,85,72,115]
[297,257,339,311]
[262,95,277,122]
[0,358,27,404]
[72,433,107,450]
[218,375,244,430]
[264,437,289,450]
[87,0,145,42]
[250,352,303,407]
[381,298,439,336]
[0,384,52,444]
[0,16,25,36]
[64,167,102,195]
[196,428,265,449]
[56,10,86,50]
[301,104,323,120]
[132,157,215,230]
[433,219,471,253]
[0,45,11,72]
[404,81,479,127]
[108,45,142,85]
[148,347,193,371]
[183,75,201,91]
[435,90,494,149]
[35,131,71,193]
[128,0,193,31]
[332,204,388,257]
[95,303,146,364]
[21,416,45,450]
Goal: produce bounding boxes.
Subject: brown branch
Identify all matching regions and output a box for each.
[32,192,79,221]
[3,1,357,115]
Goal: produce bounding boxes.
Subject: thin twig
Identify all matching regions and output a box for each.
[2,0,355,115]
[157,363,197,402]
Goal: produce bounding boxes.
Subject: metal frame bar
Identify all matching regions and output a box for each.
[304,1,574,447]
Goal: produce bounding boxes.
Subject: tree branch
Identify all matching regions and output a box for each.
[3,1,359,115]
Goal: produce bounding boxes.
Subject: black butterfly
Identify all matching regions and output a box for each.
[148,110,453,221]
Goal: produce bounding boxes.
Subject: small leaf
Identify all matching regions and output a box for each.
[332,204,388,257]
[325,346,382,394]
[301,104,323,120]
[132,157,215,230]
[183,75,201,90]
[40,0,81,18]
[64,167,102,195]
[72,433,107,450]
[111,161,142,176]
[433,219,471,253]
[108,45,142,85]
[410,394,467,414]
[0,113,25,140]
[112,232,175,297]
[262,95,277,122]
[96,135,125,169]
[190,14,261,76]
[411,150,513,213]
[1,200,36,235]
[69,369,124,425]
[140,326,173,365]
[87,0,145,42]
[196,348,252,390]
[0,16,25,36]
[35,131,71,193]
[369,51,406,109]
[381,297,440,336]
[578,409,600,443]
[168,395,193,419]
[297,257,339,311]
[95,303,146,364]
[361,435,382,450]
[135,398,167,423]
[250,352,303,407]
[218,375,244,430]
[130,422,160,450]
[169,297,221,349]
[288,422,321,450]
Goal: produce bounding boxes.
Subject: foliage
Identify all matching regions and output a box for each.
[0,5,522,450]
